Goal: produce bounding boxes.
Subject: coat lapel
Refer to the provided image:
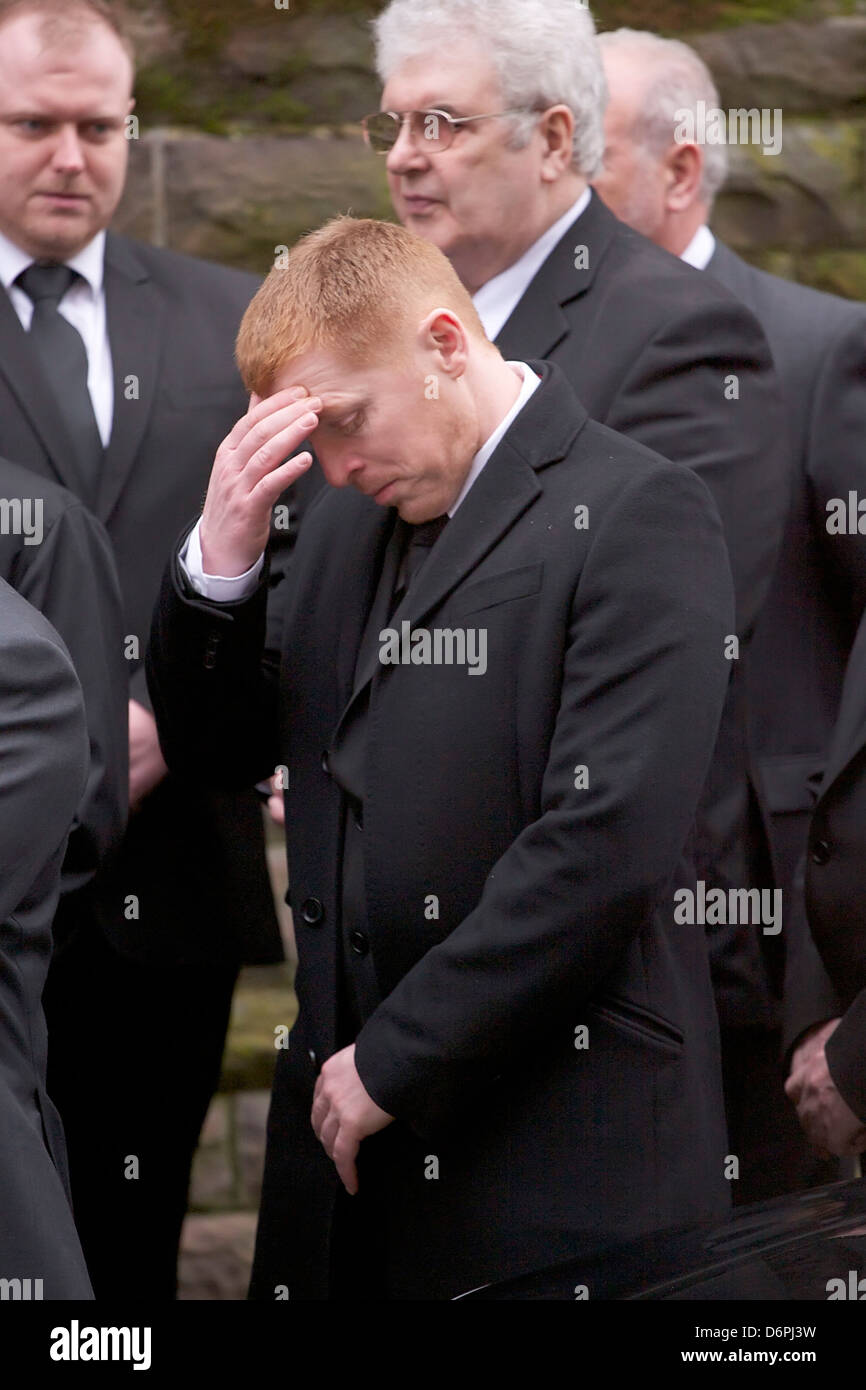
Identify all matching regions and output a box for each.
[494,190,616,361]
[0,283,95,500]
[333,501,397,706]
[98,233,166,522]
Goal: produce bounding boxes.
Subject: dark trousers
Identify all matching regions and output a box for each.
[720,1024,839,1205]
[43,925,238,1299]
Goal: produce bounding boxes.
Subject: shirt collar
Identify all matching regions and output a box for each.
[0,227,106,295]
[448,360,543,517]
[472,187,591,327]
[680,224,716,272]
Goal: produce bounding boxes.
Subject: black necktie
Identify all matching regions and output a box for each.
[16,262,103,482]
[390,513,449,616]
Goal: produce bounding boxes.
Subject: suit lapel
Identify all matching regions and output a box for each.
[494,190,616,361]
[0,283,95,499]
[98,233,166,522]
[333,503,397,707]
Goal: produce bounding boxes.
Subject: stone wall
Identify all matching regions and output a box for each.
[115,2,866,298]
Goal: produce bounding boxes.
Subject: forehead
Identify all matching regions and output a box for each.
[271,351,392,410]
[601,53,648,131]
[381,45,502,111]
[0,13,133,108]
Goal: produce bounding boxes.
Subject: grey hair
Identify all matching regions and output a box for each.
[373,0,608,180]
[598,28,729,205]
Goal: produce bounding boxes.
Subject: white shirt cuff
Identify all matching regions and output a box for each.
[179,518,265,602]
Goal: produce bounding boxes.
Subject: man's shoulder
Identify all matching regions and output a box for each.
[593,215,747,321]
[107,232,261,305]
[566,414,714,502]
[0,455,95,529]
[710,240,866,347]
[0,572,72,661]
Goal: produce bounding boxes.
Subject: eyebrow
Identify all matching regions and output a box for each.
[3,111,124,124]
[316,398,368,424]
[382,102,461,116]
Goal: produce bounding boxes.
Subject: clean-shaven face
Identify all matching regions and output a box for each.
[380,47,544,291]
[592,54,667,239]
[0,12,133,259]
[271,344,479,524]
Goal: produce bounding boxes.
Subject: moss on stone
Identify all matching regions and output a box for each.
[795,250,866,299]
[219,965,297,1094]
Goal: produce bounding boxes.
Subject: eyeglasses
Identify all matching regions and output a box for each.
[361,107,536,154]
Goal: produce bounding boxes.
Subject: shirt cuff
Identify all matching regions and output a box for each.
[179,518,265,602]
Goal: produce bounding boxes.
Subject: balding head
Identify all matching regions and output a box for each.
[593,29,727,256]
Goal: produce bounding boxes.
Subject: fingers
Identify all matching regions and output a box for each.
[249,450,314,512]
[785,1071,803,1105]
[333,1136,360,1196]
[219,386,314,462]
[231,393,321,481]
[311,1079,361,1195]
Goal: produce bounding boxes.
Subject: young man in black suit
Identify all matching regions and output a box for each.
[0,0,281,1295]
[148,216,736,1299]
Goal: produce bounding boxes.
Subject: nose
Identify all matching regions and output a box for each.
[386,118,431,177]
[51,124,86,174]
[319,445,365,490]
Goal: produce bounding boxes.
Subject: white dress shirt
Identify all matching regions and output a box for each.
[680,224,716,272]
[180,360,543,602]
[0,228,114,446]
[472,187,592,341]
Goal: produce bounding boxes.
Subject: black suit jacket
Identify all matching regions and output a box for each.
[0,579,92,1297]
[492,194,792,1029]
[0,232,280,965]
[495,193,789,642]
[707,240,866,889]
[707,240,866,1046]
[792,611,866,1122]
[148,362,734,1298]
[0,456,127,902]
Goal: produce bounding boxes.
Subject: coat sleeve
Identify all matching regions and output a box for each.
[826,993,866,1123]
[0,610,88,924]
[354,463,735,1138]
[146,533,282,791]
[603,295,789,644]
[10,501,128,893]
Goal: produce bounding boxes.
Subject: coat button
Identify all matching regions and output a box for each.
[300,897,324,925]
[321,751,330,775]
[811,839,831,866]
[349,929,369,956]
[308,1048,317,1065]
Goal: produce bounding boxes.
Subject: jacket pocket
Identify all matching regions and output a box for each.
[590,995,685,1054]
[451,563,544,618]
[759,753,823,814]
